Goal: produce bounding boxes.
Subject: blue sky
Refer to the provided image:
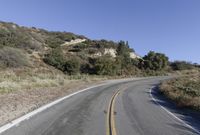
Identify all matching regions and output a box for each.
[0,0,200,63]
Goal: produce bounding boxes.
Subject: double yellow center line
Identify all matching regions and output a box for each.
[106,90,121,135]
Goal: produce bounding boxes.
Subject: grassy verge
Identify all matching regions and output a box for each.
[159,74,200,111]
[0,67,165,94]
[0,68,112,94]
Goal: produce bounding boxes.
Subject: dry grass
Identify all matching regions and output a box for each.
[0,68,110,126]
[160,72,200,110]
[0,47,30,68]
[0,69,65,93]
[0,68,111,94]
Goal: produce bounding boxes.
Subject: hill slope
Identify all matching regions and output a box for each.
[0,21,140,73]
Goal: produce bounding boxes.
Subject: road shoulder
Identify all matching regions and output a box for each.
[151,87,200,134]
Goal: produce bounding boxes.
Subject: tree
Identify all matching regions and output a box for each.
[116,41,130,57]
[116,40,132,68]
[142,51,169,70]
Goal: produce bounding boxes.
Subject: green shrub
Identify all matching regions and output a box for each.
[142,51,169,70]
[73,43,88,49]
[45,37,64,48]
[94,55,118,75]
[45,32,78,48]
[64,58,80,75]
[44,49,81,75]
[43,48,65,70]
[170,61,194,70]
[84,39,117,49]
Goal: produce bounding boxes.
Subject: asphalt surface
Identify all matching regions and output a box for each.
[1,77,200,135]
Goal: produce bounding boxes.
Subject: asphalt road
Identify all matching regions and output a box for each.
[1,77,200,135]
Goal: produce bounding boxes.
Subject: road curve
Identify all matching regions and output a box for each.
[1,77,200,135]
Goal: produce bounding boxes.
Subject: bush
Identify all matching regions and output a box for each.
[73,43,89,50]
[84,39,117,49]
[45,32,78,48]
[170,61,194,70]
[0,47,29,68]
[43,48,65,70]
[64,58,80,75]
[94,55,119,75]
[142,51,169,70]
[45,37,64,48]
[44,48,81,75]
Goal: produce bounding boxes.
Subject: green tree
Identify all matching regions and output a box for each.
[142,51,169,70]
[116,41,132,69]
[116,41,130,57]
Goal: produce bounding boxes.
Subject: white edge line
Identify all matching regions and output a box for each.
[150,88,200,134]
[0,82,113,134]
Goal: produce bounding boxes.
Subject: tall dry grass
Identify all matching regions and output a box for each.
[0,70,63,93]
[0,68,110,93]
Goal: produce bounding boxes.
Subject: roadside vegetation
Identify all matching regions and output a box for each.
[44,40,170,76]
[0,68,113,94]
[0,69,66,93]
[160,70,200,111]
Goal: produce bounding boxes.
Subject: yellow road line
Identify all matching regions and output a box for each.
[106,90,121,135]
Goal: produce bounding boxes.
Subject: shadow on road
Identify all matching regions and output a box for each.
[149,86,200,134]
[167,123,197,134]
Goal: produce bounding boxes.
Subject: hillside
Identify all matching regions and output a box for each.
[2,21,198,77]
[0,21,140,73]
[1,21,155,96]
[0,21,84,68]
